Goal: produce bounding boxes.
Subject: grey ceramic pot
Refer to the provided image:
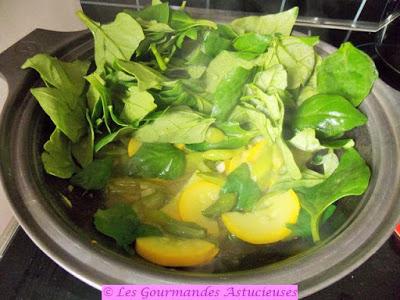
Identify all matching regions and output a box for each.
[1,29,400,298]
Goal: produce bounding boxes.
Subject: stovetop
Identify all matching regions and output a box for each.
[0,1,399,299]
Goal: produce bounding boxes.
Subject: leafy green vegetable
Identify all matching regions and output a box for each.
[231,7,298,36]
[297,54,321,105]
[264,36,316,89]
[294,94,368,138]
[297,36,320,47]
[70,158,113,190]
[145,210,206,238]
[222,163,262,212]
[241,85,284,128]
[120,86,157,124]
[77,11,145,72]
[41,129,76,179]
[22,54,90,95]
[317,42,378,106]
[30,87,86,143]
[157,80,211,112]
[203,193,237,218]
[23,54,90,144]
[288,205,336,238]
[128,2,169,24]
[253,64,287,92]
[233,33,272,54]
[211,66,252,121]
[94,203,161,250]
[289,128,325,152]
[311,149,339,176]
[322,139,355,149]
[114,59,164,91]
[125,143,185,180]
[170,9,216,31]
[94,127,134,152]
[186,122,256,151]
[295,148,370,241]
[268,169,326,193]
[205,51,255,93]
[135,107,215,144]
[203,30,231,57]
[71,111,95,168]
[85,72,111,132]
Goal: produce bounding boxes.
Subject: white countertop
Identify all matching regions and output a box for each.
[0,0,85,257]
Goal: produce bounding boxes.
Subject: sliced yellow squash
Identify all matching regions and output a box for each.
[178,176,221,236]
[136,236,219,267]
[221,189,300,244]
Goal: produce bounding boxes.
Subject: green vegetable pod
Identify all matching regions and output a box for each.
[145,210,207,239]
[203,193,237,218]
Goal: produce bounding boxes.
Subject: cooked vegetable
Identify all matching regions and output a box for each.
[124,143,186,179]
[221,163,262,212]
[294,94,368,138]
[295,148,370,241]
[221,189,300,244]
[135,236,219,267]
[317,42,378,106]
[144,210,207,238]
[70,158,113,190]
[24,2,376,267]
[202,193,237,218]
[94,203,162,250]
[178,175,221,236]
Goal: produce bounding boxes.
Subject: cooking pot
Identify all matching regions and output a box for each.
[1,28,400,298]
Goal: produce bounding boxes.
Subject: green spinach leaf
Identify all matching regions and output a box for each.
[157,80,212,113]
[22,54,90,96]
[30,87,86,143]
[95,127,134,152]
[205,51,255,93]
[289,128,325,152]
[170,9,216,31]
[72,111,95,168]
[120,86,157,124]
[288,205,336,238]
[297,54,321,105]
[211,66,253,121]
[135,107,215,144]
[222,163,262,212]
[233,33,272,54]
[77,11,145,72]
[85,72,112,132]
[297,36,320,47]
[317,42,378,106]
[70,158,114,190]
[294,94,368,138]
[125,143,185,180]
[41,129,76,179]
[114,59,165,91]
[265,36,316,89]
[295,148,370,241]
[231,7,298,36]
[253,64,287,92]
[94,203,162,250]
[186,122,256,151]
[127,2,170,24]
[202,30,232,57]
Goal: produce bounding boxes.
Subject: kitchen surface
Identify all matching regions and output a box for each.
[0,0,399,299]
